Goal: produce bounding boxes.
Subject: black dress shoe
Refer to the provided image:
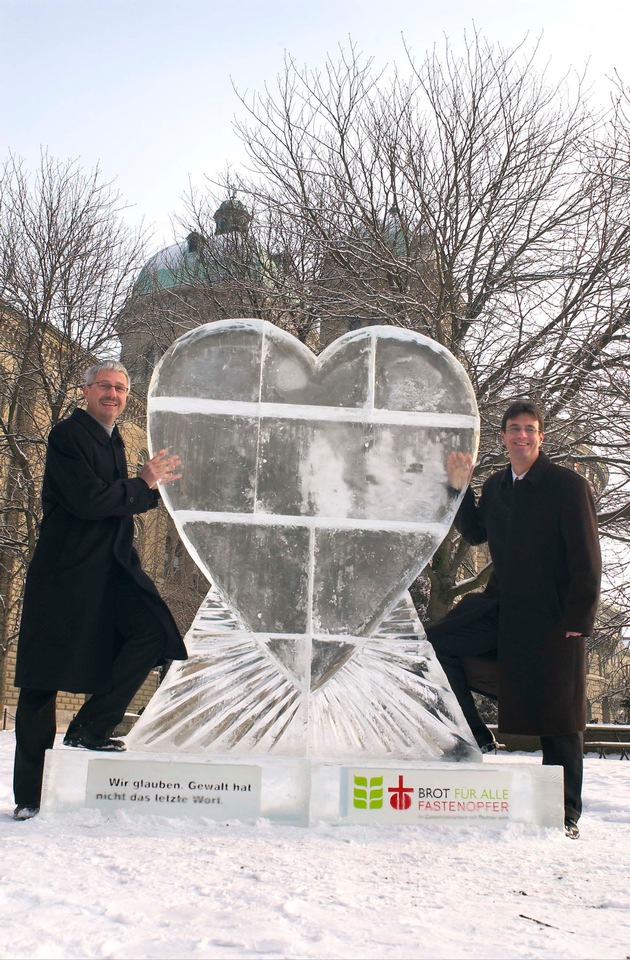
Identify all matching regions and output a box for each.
[63,730,126,752]
[564,818,580,839]
[13,804,40,820]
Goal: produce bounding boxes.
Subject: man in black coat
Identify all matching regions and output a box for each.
[426,399,601,839]
[12,361,188,820]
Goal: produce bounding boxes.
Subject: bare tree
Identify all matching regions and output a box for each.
[183,183,323,344]
[210,34,629,643]
[0,152,146,699]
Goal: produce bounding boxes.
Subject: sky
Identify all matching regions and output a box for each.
[2,0,630,255]
[2,730,630,959]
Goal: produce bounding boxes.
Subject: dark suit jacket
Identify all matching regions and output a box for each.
[15,409,186,693]
[429,452,601,735]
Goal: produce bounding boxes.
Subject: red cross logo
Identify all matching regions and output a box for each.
[388,775,413,811]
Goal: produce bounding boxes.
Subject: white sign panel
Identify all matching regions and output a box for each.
[85,759,261,819]
[343,767,513,823]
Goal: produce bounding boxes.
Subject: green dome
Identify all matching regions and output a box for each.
[134,195,254,296]
[133,233,207,295]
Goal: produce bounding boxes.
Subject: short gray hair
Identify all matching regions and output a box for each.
[84,361,130,390]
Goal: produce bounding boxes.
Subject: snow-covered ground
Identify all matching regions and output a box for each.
[1,730,629,960]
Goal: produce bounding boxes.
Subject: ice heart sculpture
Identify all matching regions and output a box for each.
[128,319,481,760]
[147,320,479,639]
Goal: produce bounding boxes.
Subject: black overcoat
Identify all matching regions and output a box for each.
[430,452,601,736]
[15,409,186,693]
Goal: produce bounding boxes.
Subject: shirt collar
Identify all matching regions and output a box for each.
[502,451,550,487]
[71,408,117,445]
[84,408,115,437]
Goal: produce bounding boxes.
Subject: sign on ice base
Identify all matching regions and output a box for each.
[40,749,564,830]
[331,763,563,827]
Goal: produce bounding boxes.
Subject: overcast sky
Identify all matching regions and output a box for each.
[2,0,630,253]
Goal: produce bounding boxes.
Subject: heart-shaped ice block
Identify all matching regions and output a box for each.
[148,320,479,638]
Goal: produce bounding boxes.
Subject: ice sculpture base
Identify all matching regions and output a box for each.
[40,749,564,830]
[125,589,482,762]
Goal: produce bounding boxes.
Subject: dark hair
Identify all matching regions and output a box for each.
[501,399,545,433]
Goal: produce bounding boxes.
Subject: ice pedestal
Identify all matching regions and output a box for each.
[40,749,564,830]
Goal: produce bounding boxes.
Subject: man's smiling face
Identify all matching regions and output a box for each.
[501,413,544,473]
[83,372,129,425]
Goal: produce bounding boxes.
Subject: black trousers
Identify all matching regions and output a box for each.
[13,569,168,807]
[426,608,583,822]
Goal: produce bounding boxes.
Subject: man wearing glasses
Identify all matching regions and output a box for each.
[427,399,601,839]
[12,362,187,820]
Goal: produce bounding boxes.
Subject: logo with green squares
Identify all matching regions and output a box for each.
[353,775,384,809]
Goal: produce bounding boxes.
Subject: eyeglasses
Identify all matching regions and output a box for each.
[505,425,539,435]
[89,381,129,395]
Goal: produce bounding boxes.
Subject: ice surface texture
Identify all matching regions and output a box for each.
[128,320,481,760]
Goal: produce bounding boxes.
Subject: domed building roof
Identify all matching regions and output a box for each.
[133,194,254,296]
[133,232,206,295]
